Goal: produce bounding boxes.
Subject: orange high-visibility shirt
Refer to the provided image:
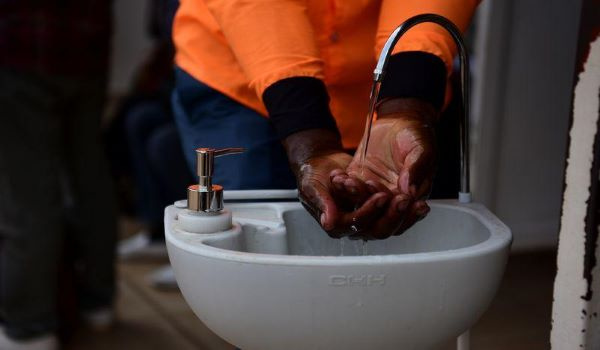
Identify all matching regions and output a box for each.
[173,0,478,148]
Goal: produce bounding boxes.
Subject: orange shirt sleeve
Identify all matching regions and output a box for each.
[203,0,325,97]
[376,0,480,73]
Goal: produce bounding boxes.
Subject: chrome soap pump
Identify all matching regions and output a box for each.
[178,147,244,234]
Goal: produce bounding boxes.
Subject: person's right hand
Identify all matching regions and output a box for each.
[326,98,438,240]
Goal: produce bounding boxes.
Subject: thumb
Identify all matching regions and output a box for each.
[398,144,434,196]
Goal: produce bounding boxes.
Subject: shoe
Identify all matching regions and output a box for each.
[81,307,115,332]
[149,265,179,290]
[0,330,58,350]
[118,230,168,261]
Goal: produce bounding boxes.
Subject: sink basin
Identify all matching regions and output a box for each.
[165,197,511,350]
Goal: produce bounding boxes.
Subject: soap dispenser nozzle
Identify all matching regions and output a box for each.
[188,147,244,212]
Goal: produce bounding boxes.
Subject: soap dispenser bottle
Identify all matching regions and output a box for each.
[177,147,244,234]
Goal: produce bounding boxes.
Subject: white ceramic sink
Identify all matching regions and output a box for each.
[165,195,511,350]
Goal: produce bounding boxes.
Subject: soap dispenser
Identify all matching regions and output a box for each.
[177,147,244,234]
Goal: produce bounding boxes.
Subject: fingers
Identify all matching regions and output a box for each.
[340,192,389,227]
[299,169,392,239]
[398,144,435,196]
[325,192,390,238]
[329,169,346,178]
[298,178,340,234]
[322,165,432,240]
[414,177,433,201]
[318,190,431,240]
[362,194,411,239]
[392,200,430,236]
[365,180,393,196]
[351,195,431,240]
[329,170,371,208]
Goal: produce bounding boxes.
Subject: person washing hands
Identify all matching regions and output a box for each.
[172,0,478,239]
[291,97,437,240]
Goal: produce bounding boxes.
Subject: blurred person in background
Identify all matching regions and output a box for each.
[0,1,116,349]
[103,0,190,289]
[113,0,189,263]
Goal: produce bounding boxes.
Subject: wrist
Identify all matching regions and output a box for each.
[377,52,447,110]
[376,97,439,125]
[263,77,340,140]
[282,128,344,174]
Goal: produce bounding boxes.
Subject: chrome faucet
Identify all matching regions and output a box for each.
[371,13,471,203]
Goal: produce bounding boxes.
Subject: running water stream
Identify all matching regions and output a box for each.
[357,80,382,175]
[343,79,382,249]
[342,78,383,254]
[339,238,369,256]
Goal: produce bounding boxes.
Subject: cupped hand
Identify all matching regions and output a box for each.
[283,129,393,238]
[330,98,438,239]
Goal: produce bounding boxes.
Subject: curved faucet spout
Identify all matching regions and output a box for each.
[371,13,471,202]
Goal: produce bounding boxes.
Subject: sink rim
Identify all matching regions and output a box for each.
[165,199,512,267]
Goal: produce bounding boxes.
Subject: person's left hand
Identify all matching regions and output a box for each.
[328,98,438,239]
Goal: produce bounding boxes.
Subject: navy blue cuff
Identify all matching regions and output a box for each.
[262,77,340,140]
[378,51,447,110]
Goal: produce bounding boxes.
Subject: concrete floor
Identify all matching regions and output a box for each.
[64,250,556,350]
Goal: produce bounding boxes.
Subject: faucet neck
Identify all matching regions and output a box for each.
[373,14,471,202]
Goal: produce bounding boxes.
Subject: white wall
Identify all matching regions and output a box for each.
[472,0,582,250]
[109,0,154,95]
